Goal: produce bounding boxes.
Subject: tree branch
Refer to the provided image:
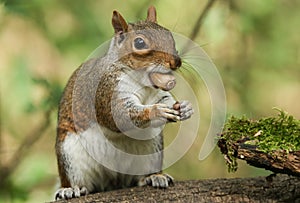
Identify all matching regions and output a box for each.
[189,0,217,41]
[181,0,217,55]
[0,108,53,186]
[218,138,300,177]
[51,175,300,203]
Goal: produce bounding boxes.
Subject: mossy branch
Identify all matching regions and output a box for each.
[218,109,300,176]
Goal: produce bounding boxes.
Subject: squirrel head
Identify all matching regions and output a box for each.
[110,6,181,91]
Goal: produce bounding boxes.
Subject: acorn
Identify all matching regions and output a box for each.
[150,72,176,91]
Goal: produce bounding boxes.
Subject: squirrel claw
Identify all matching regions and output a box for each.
[150,104,180,122]
[139,173,174,188]
[55,185,88,200]
[174,100,193,121]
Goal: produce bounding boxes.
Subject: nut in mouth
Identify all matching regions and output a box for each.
[149,72,176,91]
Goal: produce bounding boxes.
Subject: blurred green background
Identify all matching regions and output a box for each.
[0,0,299,202]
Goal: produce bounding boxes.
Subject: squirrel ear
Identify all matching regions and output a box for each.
[112,10,128,34]
[146,6,157,23]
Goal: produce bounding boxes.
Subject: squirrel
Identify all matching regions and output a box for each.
[55,6,194,200]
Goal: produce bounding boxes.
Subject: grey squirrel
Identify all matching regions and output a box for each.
[55,6,193,200]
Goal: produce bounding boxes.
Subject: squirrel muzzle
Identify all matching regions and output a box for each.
[149,52,181,91]
[169,55,182,70]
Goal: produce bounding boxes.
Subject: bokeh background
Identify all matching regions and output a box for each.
[1,0,299,202]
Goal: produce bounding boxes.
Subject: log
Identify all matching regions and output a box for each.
[51,174,300,203]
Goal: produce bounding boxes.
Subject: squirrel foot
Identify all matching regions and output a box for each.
[138,173,174,188]
[55,185,88,200]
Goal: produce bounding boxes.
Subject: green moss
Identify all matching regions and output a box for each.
[220,108,300,172]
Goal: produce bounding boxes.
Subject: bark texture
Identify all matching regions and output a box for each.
[218,138,300,177]
[52,175,300,203]
[238,147,300,177]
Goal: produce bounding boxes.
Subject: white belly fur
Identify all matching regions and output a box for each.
[61,123,163,192]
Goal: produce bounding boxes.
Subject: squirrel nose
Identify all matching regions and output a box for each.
[170,55,182,70]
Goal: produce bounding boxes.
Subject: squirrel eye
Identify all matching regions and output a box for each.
[134,37,147,50]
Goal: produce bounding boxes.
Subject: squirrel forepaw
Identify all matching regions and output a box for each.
[55,185,88,200]
[138,173,174,188]
[173,100,194,121]
[150,104,181,123]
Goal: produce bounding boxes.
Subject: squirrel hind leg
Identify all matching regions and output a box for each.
[138,173,174,188]
[55,185,89,200]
